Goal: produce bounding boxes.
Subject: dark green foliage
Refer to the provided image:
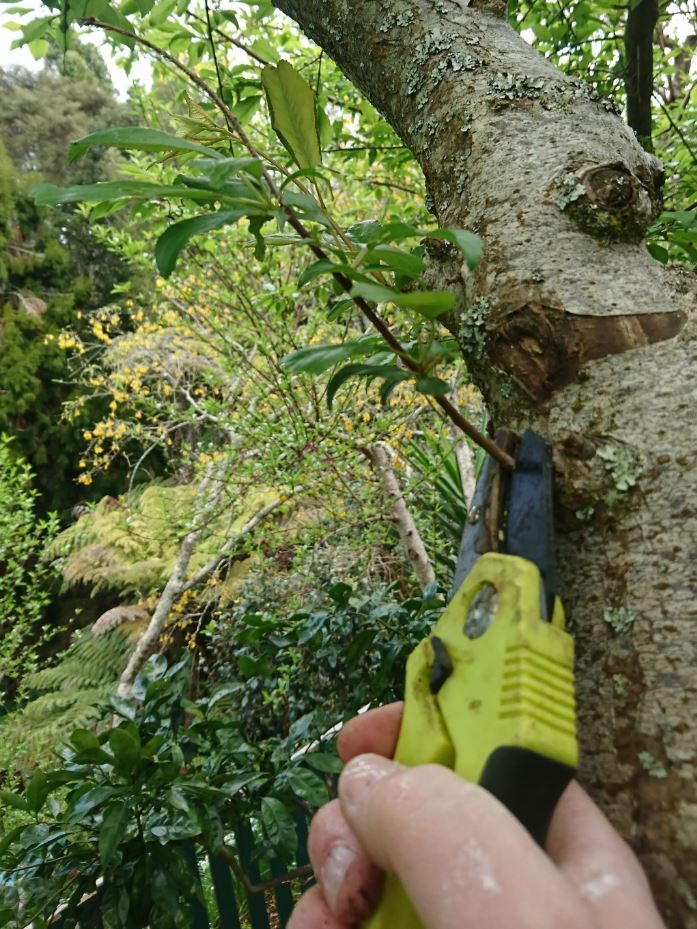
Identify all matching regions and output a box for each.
[0,435,59,700]
[0,579,442,926]
[0,107,136,514]
[0,49,129,186]
[0,656,317,928]
[207,577,442,743]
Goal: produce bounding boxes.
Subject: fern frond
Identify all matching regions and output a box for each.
[26,628,130,690]
[92,604,149,635]
[0,629,131,771]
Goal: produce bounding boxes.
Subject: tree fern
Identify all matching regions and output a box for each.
[44,482,272,597]
[0,627,131,771]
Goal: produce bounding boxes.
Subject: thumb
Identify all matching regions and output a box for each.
[338,754,592,929]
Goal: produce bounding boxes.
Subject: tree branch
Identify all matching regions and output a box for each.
[365,441,436,589]
[116,470,280,697]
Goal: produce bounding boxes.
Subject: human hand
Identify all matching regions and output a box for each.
[288,702,666,929]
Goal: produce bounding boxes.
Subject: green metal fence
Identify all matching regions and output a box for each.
[188,815,312,929]
[51,813,312,929]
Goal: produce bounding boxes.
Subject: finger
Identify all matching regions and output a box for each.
[307,799,384,925]
[287,885,346,929]
[547,782,666,929]
[338,754,594,929]
[338,702,404,763]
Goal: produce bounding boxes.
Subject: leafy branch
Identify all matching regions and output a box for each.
[70,17,514,471]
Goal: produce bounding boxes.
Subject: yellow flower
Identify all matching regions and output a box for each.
[77,474,93,485]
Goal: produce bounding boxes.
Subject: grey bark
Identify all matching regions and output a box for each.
[272,2,697,924]
[366,441,436,589]
[447,412,476,504]
[117,477,281,698]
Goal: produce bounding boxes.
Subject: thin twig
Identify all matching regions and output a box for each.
[203,0,234,149]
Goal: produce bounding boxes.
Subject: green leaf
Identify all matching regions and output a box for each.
[423,229,482,269]
[350,282,455,319]
[327,363,411,408]
[31,180,218,207]
[281,338,384,375]
[297,610,328,644]
[70,729,101,752]
[108,728,141,773]
[304,753,344,774]
[260,796,297,859]
[26,770,50,814]
[70,785,119,819]
[110,696,136,720]
[327,297,355,322]
[155,210,247,277]
[363,246,426,279]
[261,60,322,169]
[190,156,263,184]
[99,802,129,866]
[284,768,328,807]
[0,789,27,811]
[72,747,115,765]
[415,375,451,396]
[379,370,411,406]
[18,14,52,44]
[281,190,330,227]
[297,259,338,288]
[28,38,48,59]
[68,127,223,163]
[328,581,352,605]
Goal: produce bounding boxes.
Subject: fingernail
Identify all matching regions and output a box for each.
[321,842,358,912]
[339,753,399,813]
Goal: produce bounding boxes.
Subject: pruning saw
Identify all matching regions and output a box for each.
[363,429,579,929]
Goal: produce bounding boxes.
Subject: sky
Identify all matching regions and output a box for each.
[0,9,151,98]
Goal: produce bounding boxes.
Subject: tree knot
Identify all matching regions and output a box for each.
[553,161,660,240]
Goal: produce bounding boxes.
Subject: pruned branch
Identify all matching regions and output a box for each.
[116,471,281,698]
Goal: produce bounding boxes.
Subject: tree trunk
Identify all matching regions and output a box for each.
[272,2,697,924]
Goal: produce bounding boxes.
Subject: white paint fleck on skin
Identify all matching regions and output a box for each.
[579,873,620,902]
[465,838,502,894]
[341,756,394,785]
[443,838,502,895]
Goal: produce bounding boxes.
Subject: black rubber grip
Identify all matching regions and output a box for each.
[478,746,576,847]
